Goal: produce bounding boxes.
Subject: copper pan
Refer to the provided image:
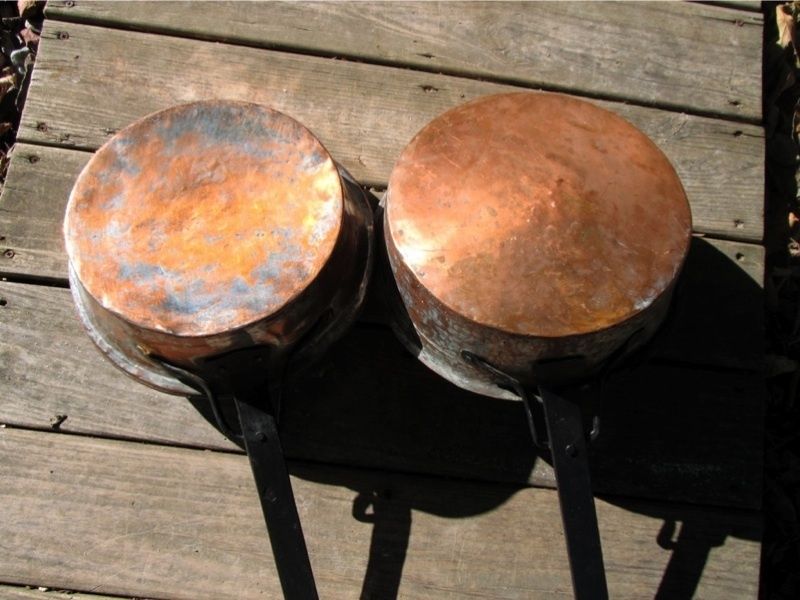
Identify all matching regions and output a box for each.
[64,100,375,598]
[65,100,373,395]
[382,91,692,600]
[383,92,692,398]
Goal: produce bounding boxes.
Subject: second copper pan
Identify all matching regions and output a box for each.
[383,92,692,398]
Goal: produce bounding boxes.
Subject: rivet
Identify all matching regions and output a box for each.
[565,443,578,458]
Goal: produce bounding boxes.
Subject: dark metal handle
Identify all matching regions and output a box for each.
[235,397,318,600]
[539,386,609,600]
[153,356,318,600]
[461,350,550,448]
[461,351,609,600]
[158,359,243,441]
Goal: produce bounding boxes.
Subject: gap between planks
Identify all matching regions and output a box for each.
[0,279,764,509]
[703,1,763,12]
[0,584,131,600]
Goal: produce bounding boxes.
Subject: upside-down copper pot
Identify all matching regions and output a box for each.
[65,101,373,396]
[382,92,692,599]
[64,100,374,599]
[383,92,692,397]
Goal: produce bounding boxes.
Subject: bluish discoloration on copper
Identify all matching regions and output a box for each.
[64,101,376,388]
[161,279,223,316]
[64,100,344,338]
[117,261,166,281]
[67,264,196,395]
[101,193,125,211]
[299,149,326,171]
[94,138,142,185]
[153,102,293,154]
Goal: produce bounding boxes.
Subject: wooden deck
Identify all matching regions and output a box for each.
[0,2,765,598]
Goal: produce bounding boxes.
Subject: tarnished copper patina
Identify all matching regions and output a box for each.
[65,101,373,394]
[384,92,692,398]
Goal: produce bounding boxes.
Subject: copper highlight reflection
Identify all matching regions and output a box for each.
[65,101,343,337]
[386,92,692,338]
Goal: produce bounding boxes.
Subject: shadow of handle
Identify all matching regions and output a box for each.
[655,519,727,600]
[353,491,413,600]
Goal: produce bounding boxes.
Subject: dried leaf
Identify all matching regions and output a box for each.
[767,354,800,377]
[19,26,38,47]
[17,0,43,21]
[9,47,29,75]
[778,4,796,48]
[0,74,16,98]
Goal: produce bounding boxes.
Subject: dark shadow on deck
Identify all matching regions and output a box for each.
[188,236,762,598]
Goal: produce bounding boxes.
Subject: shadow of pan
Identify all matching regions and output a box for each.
[187,236,763,598]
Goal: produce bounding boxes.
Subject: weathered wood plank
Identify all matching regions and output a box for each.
[704,1,762,11]
[0,586,122,600]
[0,281,232,451]
[0,427,761,599]
[17,23,764,241]
[43,1,762,121]
[0,146,83,281]
[0,275,764,509]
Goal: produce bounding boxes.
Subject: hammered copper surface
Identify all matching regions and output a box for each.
[386,92,692,338]
[65,101,343,337]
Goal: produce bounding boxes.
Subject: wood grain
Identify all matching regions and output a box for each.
[705,1,763,11]
[0,146,85,281]
[0,280,232,451]
[0,586,122,600]
[17,23,765,241]
[0,427,761,599]
[43,1,762,121]
[0,278,763,509]
[0,4,766,598]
